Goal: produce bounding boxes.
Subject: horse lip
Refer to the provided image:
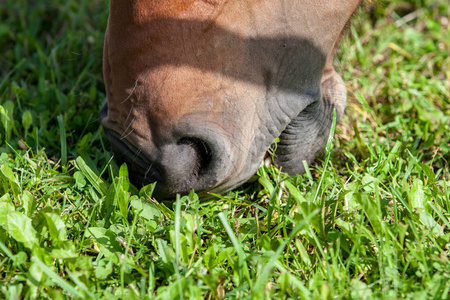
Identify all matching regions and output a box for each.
[103,128,163,182]
[99,101,108,121]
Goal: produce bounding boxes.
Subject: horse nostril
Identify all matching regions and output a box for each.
[102,125,233,198]
[177,137,213,176]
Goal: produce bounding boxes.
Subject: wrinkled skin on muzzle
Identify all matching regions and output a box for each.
[100,0,361,199]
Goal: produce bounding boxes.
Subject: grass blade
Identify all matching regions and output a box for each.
[73,156,109,195]
[218,212,251,287]
[31,257,83,298]
[252,211,315,297]
[57,114,67,166]
[313,109,337,204]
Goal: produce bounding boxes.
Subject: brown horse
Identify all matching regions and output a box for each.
[100,0,361,199]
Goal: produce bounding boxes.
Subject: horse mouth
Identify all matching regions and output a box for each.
[103,129,163,185]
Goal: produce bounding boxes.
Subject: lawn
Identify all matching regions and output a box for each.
[0,0,449,299]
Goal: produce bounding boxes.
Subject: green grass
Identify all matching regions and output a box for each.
[0,0,449,298]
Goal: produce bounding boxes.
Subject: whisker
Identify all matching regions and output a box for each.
[123,104,134,126]
[132,148,142,163]
[120,116,136,140]
[120,79,139,105]
[120,129,134,141]
[144,163,154,178]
